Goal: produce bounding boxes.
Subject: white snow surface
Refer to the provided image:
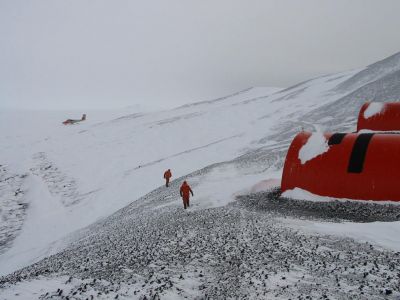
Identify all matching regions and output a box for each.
[0,275,201,300]
[0,175,74,276]
[298,129,329,164]
[283,187,400,205]
[192,165,282,210]
[282,187,400,251]
[2,64,399,279]
[363,102,385,118]
[284,218,400,252]
[282,188,335,202]
[358,129,400,133]
[0,78,356,275]
[249,178,281,193]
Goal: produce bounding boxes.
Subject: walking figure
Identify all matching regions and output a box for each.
[163,169,172,187]
[180,181,194,209]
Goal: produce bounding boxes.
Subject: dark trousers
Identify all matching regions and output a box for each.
[183,197,190,209]
[165,178,170,187]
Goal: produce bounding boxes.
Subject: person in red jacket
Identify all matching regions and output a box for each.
[180,181,194,209]
[163,169,172,187]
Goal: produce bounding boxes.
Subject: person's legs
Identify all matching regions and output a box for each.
[183,197,189,209]
[166,178,169,187]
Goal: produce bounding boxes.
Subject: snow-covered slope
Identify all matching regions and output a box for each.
[0,72,357,272]
[1,52,400,298]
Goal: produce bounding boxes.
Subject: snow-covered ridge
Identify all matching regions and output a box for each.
[1,51,400,280]
[176,87,282,109]
[336,51,400,92]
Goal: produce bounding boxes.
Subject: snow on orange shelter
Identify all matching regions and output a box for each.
[357,102,400,132]
[281,131,400,201]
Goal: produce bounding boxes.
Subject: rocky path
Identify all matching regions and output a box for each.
[1,183,400,299]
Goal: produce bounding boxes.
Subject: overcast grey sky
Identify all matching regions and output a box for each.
[1,0,400,110]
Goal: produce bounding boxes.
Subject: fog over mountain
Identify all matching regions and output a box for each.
[1,0,400,110]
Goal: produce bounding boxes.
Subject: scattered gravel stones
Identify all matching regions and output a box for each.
[1,180,400,299]
[237,188,400,223]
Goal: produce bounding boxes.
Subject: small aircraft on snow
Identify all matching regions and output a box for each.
[62,114,87,125]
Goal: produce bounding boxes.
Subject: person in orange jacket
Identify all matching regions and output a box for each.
[163,169,172,187]
[180,181,194,209]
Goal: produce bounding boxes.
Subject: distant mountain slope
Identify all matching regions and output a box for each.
[336,51,400,92]
[1,51,400,278]
[306,68,400,132]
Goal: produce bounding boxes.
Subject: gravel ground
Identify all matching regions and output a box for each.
[237,188,400,223]
[1,175,400,299]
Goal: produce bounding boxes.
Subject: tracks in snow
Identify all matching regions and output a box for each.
[31,152,87,207]
[0,165,28,255]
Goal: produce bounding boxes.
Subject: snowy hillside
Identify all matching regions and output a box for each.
[1,52,400,298]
